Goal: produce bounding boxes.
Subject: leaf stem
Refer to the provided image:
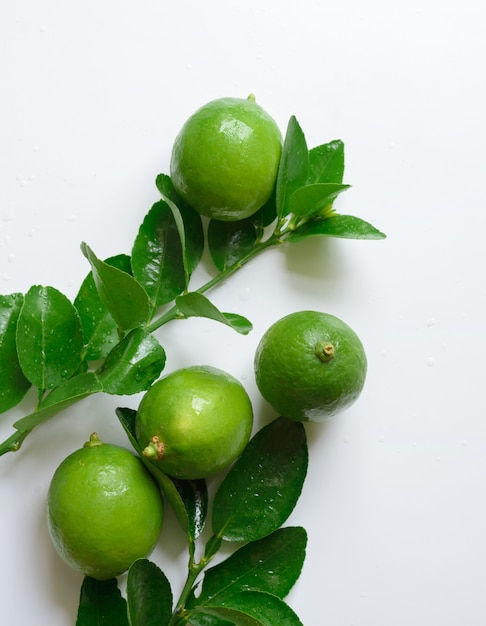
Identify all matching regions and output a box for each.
[147,233,281,334]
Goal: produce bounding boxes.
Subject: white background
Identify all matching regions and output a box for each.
[1,1,485,624]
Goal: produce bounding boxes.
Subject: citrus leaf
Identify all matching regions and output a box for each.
[13,372,102,431]
[155,173,204,276]
[275,116,308,218]
[116,407,208,540]
[131,200,186,311]
[16,285,84,390]
[176,292,252,335]
[208,219,257,272]
[289,183,350,217]
[76,576,129,626]
[81,242,150,330]
[194,527,307,606]
[307,139,345,184]
[97,328,166,395]
[286,213,387,242]
[187,606,264,626]
[127,559,172,626]
[74,254,132,361]
[212,417,308,542]
[208,591,303,626]
[0,293,31,412]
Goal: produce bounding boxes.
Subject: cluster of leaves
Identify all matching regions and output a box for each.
[80,412,308,625]
[0,115,384,458]
[1,114,385,623]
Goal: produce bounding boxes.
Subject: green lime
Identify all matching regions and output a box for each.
[254,311,367,422]
[135,365,253,480]
[46,433,163,581]
[170,95,282,221]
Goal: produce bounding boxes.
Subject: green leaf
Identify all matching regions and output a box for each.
[126,559,172,626]
[13,372,103,431]
[210,591,303,626]
[116,407,208,540]
[307,139,345,184]
[187,606,264,626]
[155,173,204,276]
[208,219,257,272]
[0,293,31,412]
[97,328,166,395]
[275,116,308,218]
[131,201,186,311]
[81,242,150,331]
[176,293,252,335]
[286,214,387,243]
[289,183,350,217]
[171,476,208,540]
[74,254,132,361]
[195,527,307,606]
[76,576,129,626]
[212,417,308,542]
[16,285,84,390]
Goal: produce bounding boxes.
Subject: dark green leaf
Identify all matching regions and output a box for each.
[131,201,186,311]
[208,219,257,272]
[126,559,172,626]
[275,117,308,218]
[116,407,208,540]
[289,183,350,217]
[81,242,150,330]
[74,254,132,361]
[0,293,31,412]
[97,328,166,395]
[76,576,129,626]
[16,285,84,390]
[155,173,204,276]
[250,190,278,232]
[181,614,233,626]
[187,606,264,626]
[176,293,252,335]
[308,139,345,184]
[13,372,103,430]
[195,527,307,606]
[209,591,303,626]
[286,214,387,243]
[171,476,208,540]
[212,417,308,542]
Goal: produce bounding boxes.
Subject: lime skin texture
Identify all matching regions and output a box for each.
[46,436,164,581]
[254,310,368,422]
[135,365,254,480]
[170,96,282,221]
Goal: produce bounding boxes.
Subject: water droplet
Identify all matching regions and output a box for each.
[427,357,435,367]
[426,317,436,327]
[238,287,251,301]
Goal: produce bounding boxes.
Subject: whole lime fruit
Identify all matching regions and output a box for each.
[254,311,367,422]
[170,95,282,221]
[135,365,253,480]
[46,433,163,581]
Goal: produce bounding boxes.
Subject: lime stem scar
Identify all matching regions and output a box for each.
[315,341,335,362]
[143,436,164,460]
